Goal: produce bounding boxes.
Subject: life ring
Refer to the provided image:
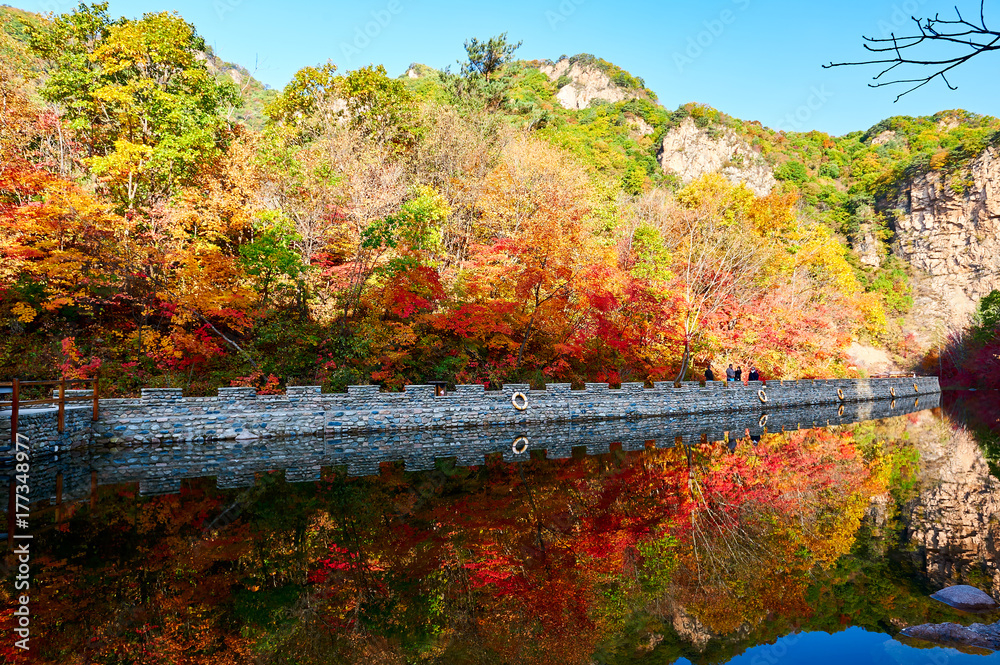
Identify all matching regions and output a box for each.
[838,404,845,417]
[837,388,845,401]
[512,436,529,454]
[891,399,897,409]
[890,386,896,398]
[758,413,768,428]
[757,389,768,403]
[913,382,919,393]
[914,397,919,408]
[511,392,528,411]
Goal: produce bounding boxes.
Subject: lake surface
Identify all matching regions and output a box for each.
[4,391,1000,664]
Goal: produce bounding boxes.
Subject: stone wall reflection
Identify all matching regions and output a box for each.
[5,394,938,506]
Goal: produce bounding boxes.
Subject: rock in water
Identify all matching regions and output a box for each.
[931,585,999,612]
[900,622,1000,652]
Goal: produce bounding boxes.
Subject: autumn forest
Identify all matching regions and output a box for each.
[6,2,989,395]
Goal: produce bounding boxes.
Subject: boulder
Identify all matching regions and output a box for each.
[900,621,1000,652]
[931,585,999,612]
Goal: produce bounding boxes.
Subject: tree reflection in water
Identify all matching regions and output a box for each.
[3,411,995,664]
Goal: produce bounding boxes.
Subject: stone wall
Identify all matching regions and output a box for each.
[105,377,941,444]
[1,376,941,449]
[0,406,93,455]
[3,392,939,504]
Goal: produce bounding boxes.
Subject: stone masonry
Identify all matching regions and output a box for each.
[2,392,939,504]
[1,377,940,453]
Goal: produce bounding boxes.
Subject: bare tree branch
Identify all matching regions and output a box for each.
[825,0,1000,101]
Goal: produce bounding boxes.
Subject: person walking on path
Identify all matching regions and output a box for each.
[726,364,735,382]
[705,366,715,381]
[735,366,743,382]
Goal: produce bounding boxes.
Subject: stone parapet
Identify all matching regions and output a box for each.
[2,392,938,502]
[1,376,942,447]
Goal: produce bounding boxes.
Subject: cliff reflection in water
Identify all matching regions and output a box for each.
[6,392,1000,665]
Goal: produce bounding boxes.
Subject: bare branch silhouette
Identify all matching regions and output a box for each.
[825,0,1000,101]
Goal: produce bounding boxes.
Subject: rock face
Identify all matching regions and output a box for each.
[905,415,1000,600]
[893,146,1000,328]
[900,621,1000,652]
[855,225,883,268]
[931,585,999,611]
[657,118,776,197]
[539,58,639,110]
[845,341,897,375]
[670,605,713,650]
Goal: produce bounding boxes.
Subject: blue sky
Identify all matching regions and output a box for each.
[13,0,1000,134]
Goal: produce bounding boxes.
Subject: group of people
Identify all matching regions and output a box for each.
[703,363,760,383]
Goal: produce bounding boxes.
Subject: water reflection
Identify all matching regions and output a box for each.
[5,393,1000,664]
[6,394,938,504]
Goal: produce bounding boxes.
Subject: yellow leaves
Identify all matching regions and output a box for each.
[167,245,253,325]
[91,11,197,76]
[856,291,888,337]
[929,149,949,170]
[791,223,860,295]
[675,172,733,210]
[42,296,75,312]
[87,139,154,183]
[748,190,798,236]
[169,133,266,245]
[11,302,36,323]
[478,136,592,237]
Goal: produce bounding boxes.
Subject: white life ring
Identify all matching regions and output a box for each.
[837,388,845,401]
[511,392,528,411]
[758,413,768,428]
[512,436,529,454]
[838,403,845,417]
[757,389,767,403]
[890,386,896,398]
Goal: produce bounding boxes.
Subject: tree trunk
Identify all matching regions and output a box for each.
[515,306,537,370]
[674,336,691,385]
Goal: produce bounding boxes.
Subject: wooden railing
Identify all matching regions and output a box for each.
[1,377,100,446]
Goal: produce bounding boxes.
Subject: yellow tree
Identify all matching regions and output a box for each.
[660,175,775,382]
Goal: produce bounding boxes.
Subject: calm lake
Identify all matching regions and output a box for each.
[5,390,1000,664]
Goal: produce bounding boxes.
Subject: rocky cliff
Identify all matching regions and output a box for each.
[893,147,1000,329]
[657,118,776,197]
[539,57,642,110]
[905,413,1000,598]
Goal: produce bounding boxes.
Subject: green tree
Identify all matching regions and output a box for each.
[263,61,339,127]
[622,162,645,195]
[774,160,808,182]
[461,32,522,82]
[340,65,418,149]
[443,33,522,110]
[972,289,1000,343]
[239,213,308,310]
[28,2,238,213]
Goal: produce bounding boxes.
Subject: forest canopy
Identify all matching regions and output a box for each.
[0,3,985,393]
